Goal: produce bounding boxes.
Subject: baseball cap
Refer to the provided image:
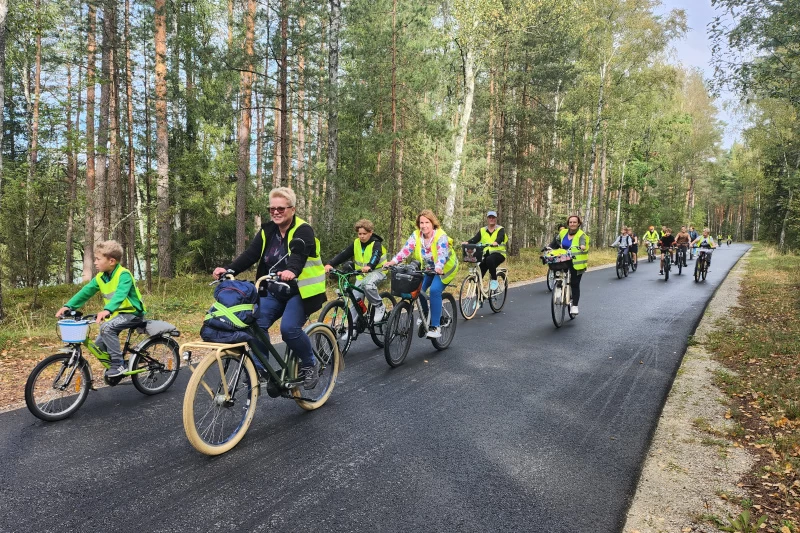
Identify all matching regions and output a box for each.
[487,210,497,217]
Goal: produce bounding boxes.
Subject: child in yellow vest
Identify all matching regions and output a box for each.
[57,240,146,378]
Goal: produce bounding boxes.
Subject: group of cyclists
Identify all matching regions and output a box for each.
[614,224,720,276]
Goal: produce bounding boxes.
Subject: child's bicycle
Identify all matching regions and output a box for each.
[25,310,181,421]
[383,263,457,367]
[319,264,396,356]
[459,243,508,319]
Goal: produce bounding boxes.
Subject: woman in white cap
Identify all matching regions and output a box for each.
[463,210,509,291]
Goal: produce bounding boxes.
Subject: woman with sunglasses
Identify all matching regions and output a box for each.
[213,187,326,389]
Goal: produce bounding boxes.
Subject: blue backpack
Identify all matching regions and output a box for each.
[200,280,258,344]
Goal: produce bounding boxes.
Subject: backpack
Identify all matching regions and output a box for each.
[199,280,258,345]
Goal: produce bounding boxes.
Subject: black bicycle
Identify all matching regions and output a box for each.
[694,247,713,282]
[661,247,674,281]
[646,242,657,263]
[675,244,688,275]
[613,246,630,279]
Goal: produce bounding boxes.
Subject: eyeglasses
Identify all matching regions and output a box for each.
[269,206,293,214]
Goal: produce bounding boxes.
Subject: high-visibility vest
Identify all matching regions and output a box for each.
[558,228,589,271]
[261,217,326,299]
[643,230,659,243]
[413,229,459,284]
[480,226,508,257]
[353,239,387,280]
[95,265,146,318]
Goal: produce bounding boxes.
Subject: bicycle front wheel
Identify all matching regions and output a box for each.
[131,337,180,395]
[459,275,479,320]
[182,350,258,456]
[319,299,354,357]
[368,292,397,348]
[616,258,624,279]
[676,256,683,275]
[551,280,566,328]
[293,324,341,410]
[432,293,458,350]
[694,259,701,282]
[488,271,508,312]
[384,301,413,367]
[546,269,555,292]
[664,259,670,281]
[25,352,91,421]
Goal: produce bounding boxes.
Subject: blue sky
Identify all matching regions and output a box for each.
[658,0,742,148]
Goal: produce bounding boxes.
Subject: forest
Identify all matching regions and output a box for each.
[0,0,798,319]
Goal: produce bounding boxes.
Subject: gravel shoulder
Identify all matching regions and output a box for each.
[623,250,754,532]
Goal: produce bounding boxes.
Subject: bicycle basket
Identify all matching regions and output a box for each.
[543,249,573,270]
[461,244,483,264]
[390,268,424,298]
[58,319,90,343]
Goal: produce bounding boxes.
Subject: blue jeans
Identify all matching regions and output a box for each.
[418,274,445,328]
[255,294,315,367]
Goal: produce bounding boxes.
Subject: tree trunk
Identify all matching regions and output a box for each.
[105,0,121,242]
[444,45,476,229]
[26,0,42,284]
[546,79,562,238]
[66,64,78,284]
[125,0,136,268]
[279,0,289,186]
[154,0,171,277]
[142,33,152,290]
[236,0,256,253]
[254,90,264,228]
[325,0,341,234]
[297,12,308,214]
[83,2,98,281]
[388,0,400,251]
[583,63,606,235]
[95,0,116,242]
[0,0,8,318]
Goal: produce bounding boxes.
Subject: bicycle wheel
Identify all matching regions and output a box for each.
[623,257,629,277]
[432,293,458,350]
[488,271,508,312]
[459,275,480,319]
[615,257,623,279]
[25,352,91,421]
[131,337,180,395]
[319,299,354,357]
[694,258,701,282]
[551,279,566,328]
[664,258,670,281]
[293,324,341,410]
[368,292,397,348]
[546,269,555,292]
[676,254,683,275]
[384,301,413,367]
[702,262,708,280]
[182,350,258,455]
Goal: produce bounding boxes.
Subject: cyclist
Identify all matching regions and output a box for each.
[463,210,509,291]
[691,228,717,267]
[674,226,691,267]
[727,234,733,244]
[324,219,388,326]
[658,228,676,276]
[688,226,699,242]
[212,187,326,390]
[610,226,632,268]
[56,240,146,378]
[547,214,589,316]
[627,227,639,265]
[643,226,659,258]
[385,209,458,339]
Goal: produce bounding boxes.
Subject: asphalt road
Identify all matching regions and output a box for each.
[0,244,749,533]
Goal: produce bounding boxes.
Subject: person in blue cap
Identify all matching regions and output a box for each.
[463,210,509,290]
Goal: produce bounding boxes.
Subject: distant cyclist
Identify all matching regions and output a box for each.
[547,215,589,316]
[610,226,632,263]
[674,226,691,267]
[463,210,509,291]
[627,227,639,265]
[643,226,660,252]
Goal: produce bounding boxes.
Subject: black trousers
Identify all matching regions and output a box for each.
[569,265,583,305]
[480,252,506,280]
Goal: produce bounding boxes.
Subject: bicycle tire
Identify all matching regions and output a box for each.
[384,301,413,367]
[319,299,354,357]
[488,271,508,313]
[631,257,638,272]
[432,293,458,350]
[182,350,258,456]
[664,257,670,281]
[546,269,555,292]
[694,258,701,282]
[616,257,624,279]
[368,292,397,348]
[551,280,566,328]
[131,337,180,395]
[293,324,341,410]
[702,263,708,280]
[25,352,91,421]
[676,254,683,275]
[623,257,629,277]
[459,275,480,320]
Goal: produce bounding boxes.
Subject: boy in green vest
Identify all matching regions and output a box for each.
[57,240,146,378]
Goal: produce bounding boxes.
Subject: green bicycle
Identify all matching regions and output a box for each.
[24,311,181,421]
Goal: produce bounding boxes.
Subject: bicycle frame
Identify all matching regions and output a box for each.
[332,271,371,327]
[72,324,158,378]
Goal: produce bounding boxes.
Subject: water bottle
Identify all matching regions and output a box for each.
[357,299,368,314]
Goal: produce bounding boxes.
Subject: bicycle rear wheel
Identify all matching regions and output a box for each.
[319,299,354,357]
[131,337,180,395]
[459,275,480,320]
[432,293,458,350]
[293,324,341,410]
[182,350,258,455]
[546,269,555,292]
[488,271,508,312]
[616,257,624,279]
[694,258,701,282]
[551,279,566,328]
[25,352,91,421]
[368,292,397,348]
[384,301,413,367]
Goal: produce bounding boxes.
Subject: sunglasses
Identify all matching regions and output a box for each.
[269,206,293,214]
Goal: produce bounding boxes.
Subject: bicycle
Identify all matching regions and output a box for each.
[646,242,657,263]
[541,250,556,291]
[459,244,508,319]
[612,245,630,279]
[25,311,181,421]
[675,244,688,275]
[181,268,341,455]
[542,248,578,328]
[383,263,457,367]
[319,265,396,356]
[661,246,675,281]
[694,247,713,282]
[727,238,732,246]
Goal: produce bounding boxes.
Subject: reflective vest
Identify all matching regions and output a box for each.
[643,230,659,243]
[260,217,326,299]
[353,239,387,280]
[95,266,146,318]
[413,229,459,284]
[558,228,589,271]
[480,226,508,257]
[697,236,715,248]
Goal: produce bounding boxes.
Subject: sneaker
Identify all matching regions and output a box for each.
[570,305,579,316]
[339,331,350,343]
[372,305,386,323]
[416,318,423,326]
[489,279,499,291]
[659,270,664,275]
[426,327,442,339]
[301,361,320,390]
[105,365,126,378]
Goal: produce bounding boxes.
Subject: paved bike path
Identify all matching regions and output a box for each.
[0,244,750,532]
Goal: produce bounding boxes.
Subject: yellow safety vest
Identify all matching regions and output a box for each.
[558,228,590,271]
[353,239,387,280]
[480,226,508,257]
[95,266,146,318]
[413,229,459,284]
[261,217,326,299]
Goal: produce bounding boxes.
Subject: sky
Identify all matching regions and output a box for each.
[658,0,743,148]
